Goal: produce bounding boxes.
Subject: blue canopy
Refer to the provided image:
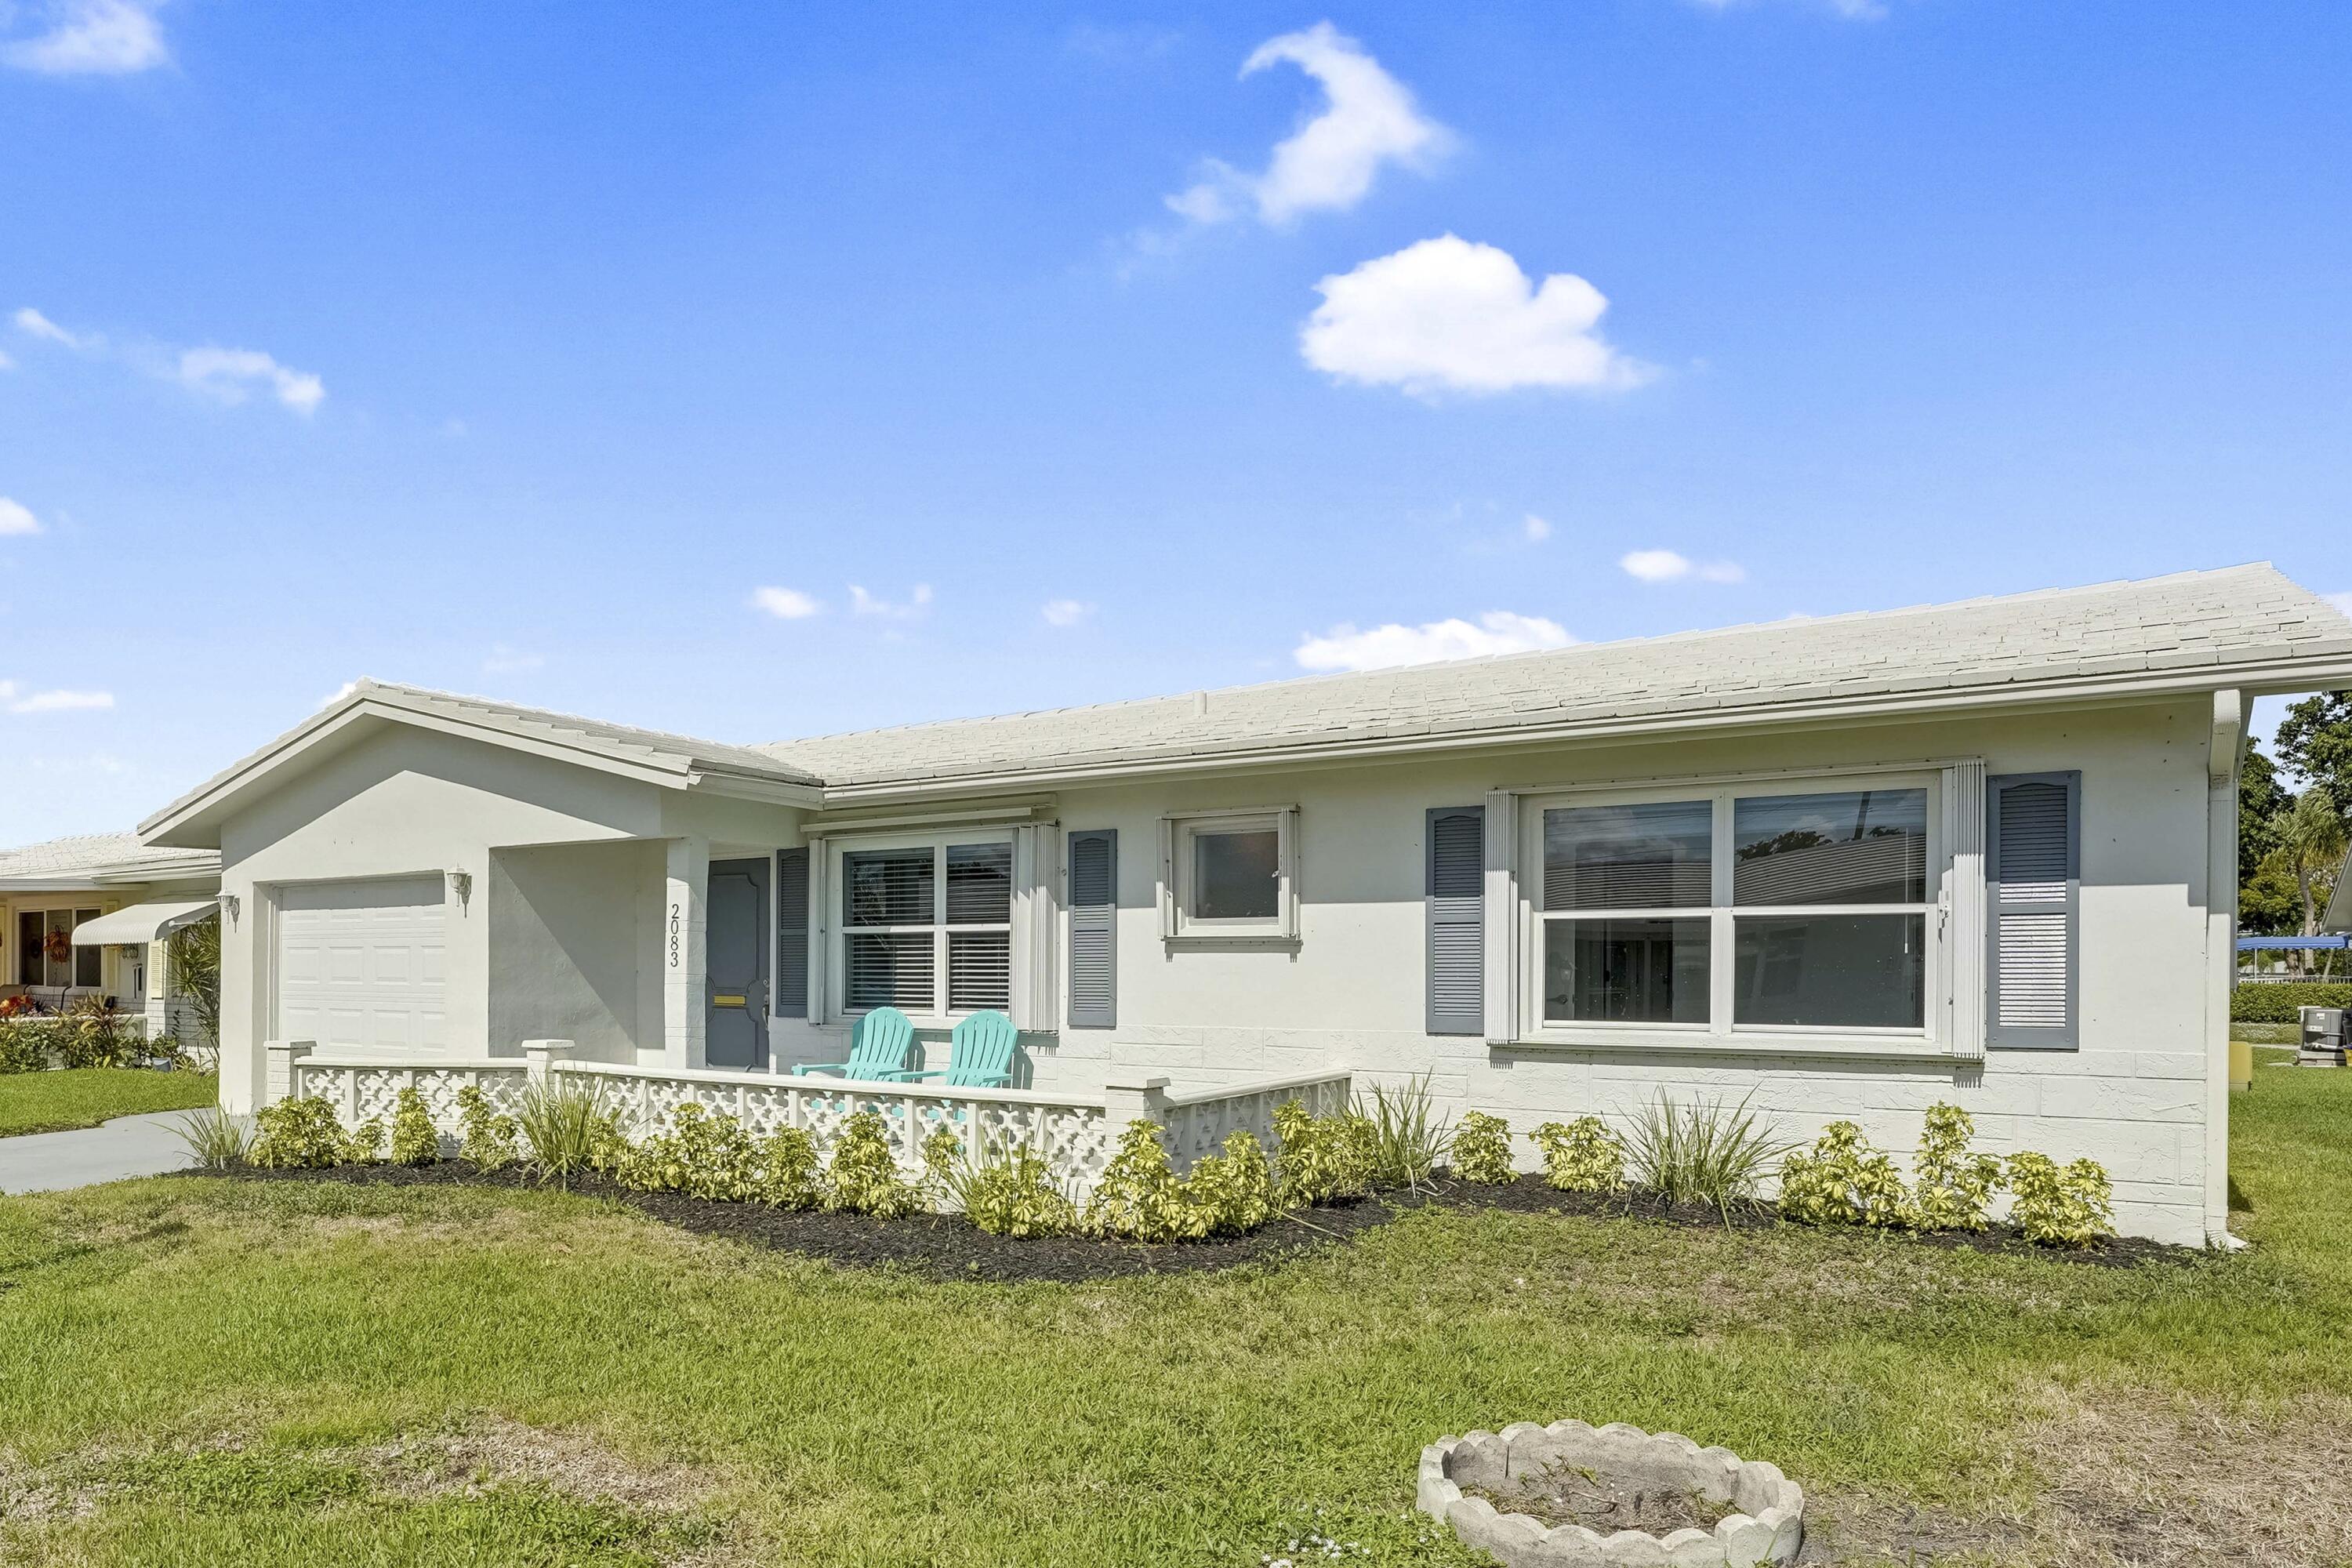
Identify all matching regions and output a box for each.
[2238,935,2351,951]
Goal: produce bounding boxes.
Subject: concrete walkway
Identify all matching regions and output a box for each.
[0,1110,199,1195]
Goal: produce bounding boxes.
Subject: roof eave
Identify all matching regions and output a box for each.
[142,691,809,848]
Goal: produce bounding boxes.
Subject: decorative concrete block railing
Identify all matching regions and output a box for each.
[554,1058,1126,1190]
[1134,1070,1354,1172]
[264,1037,1350,1200]
[277,1042,530,1135]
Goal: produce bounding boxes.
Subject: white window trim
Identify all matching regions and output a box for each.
[1158,806,1299,943]
[823,827,1018,1029]
[1514,767,1958,1054]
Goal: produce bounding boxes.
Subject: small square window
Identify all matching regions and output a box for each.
[1163,809,1298,941]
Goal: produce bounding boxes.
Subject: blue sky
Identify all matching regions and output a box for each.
[2,0,2347,841]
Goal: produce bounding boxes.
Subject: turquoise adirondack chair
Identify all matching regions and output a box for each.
[883,1010,1018,1089]
[791,1006,918,1080]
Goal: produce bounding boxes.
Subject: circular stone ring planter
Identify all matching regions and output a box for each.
[1417,1421,1804,1567]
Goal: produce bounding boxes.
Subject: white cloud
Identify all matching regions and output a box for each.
[318,681,361,710]
[751,586,822,620]
[1301,235,1649,397]
[176,347,325,414]
[0,681,114,713]
[482,644,544,675]
[15,310,325,416]
[0,349,13,371]
[2,0,167,74]
[1294,610,1573,673]
[1041,598,1094,628]
[2325,592,2352,619]
[0,498,40,536]
[1168,22,1452,227]
[1689,0,1886,18]
[849,583,934,620]
[1522,514,1552,543]
[1619,549,1745,585]
[1065,21,1179,63]
[13,306,84,347]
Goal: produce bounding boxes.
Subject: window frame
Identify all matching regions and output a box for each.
[1518,769,1946,1050]
[1158,806,1299,943]
[824,828,1017,1025]
[9,905,112,990]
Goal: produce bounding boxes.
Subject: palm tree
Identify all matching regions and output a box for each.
[2278,791,2348,973]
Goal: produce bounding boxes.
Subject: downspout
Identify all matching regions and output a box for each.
[2205,690,2245,1247]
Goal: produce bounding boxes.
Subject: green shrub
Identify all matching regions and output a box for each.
[514,1077,613,1185]
[389,1087,440,1167]
[615,1104,761,1200]
[954,1145,1080,1237]
[1272,1101,1374,1209]
[339,1116,386,1164]
[456,1084,521,1173]
[1628,1093,1784,1218]
[2230,982,2352,1024]
[1356,1075,1451,1192]
[1185,1131,1276,1235]
[1088,1120,1207,1242]
[920,1125,963,1203]
[249,1096,347,1169]
[172,1105,250,1170]
[822,1109,918,1217]
[1911,1102,2002,1232]
[0,1019,57,1074]
[1450,1111,1515,1185]
[1530,1116,1624,1193]
[753,1127,822,1210]
[2006,1150,2115,1246]
[1777,1121,1910,1228]
[57,997,139,1070]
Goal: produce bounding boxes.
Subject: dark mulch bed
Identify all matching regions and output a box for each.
[211,1165,2198,1283]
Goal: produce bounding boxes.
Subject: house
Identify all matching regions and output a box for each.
[0,832,223,1047]
[138,564,2352,1245]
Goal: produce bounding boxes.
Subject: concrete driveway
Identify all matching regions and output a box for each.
[0,1110,201,1195]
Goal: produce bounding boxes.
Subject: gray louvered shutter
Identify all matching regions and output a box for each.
[1427,806,1485,1035]
[774,847,810,1019]
[1067,829,1116,1029]
[1986,773,2079,1049]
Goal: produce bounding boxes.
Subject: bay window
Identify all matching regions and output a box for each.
[1530,775,1939,1041]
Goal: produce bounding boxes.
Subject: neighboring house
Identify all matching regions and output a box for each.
[0,832,223,1047]
[138,564,2352,1245]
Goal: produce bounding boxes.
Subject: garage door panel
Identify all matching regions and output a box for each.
[277,877,449,1056]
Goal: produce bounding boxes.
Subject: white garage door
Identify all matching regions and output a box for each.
[276,877,448,1053]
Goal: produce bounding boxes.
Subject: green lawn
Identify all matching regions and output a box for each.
[0,1068,216,1138]
[0,1058,2347,1566]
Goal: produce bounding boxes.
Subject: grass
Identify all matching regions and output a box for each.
[0,1068,216,1138]
[0,1056,2347,1566]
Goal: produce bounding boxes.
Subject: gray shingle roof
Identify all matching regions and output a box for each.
[341,680,824,788]
[0,832,220,885]
[757,564,2352,789]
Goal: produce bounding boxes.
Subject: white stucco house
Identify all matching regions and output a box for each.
[138,564,2352,1245]
[0,832,222,1047]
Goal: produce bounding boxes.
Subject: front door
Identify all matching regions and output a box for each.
[705,858,770,1069]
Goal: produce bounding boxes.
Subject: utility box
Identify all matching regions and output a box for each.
[2299,1006,2346,1068]
[2230,1038,2254,1092]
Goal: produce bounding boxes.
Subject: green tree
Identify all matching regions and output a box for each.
[2278,790,2347,949]
[2276,692,2352,819]
[2240,743,2287,886]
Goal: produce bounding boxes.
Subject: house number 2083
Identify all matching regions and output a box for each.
[668,902,682,968]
